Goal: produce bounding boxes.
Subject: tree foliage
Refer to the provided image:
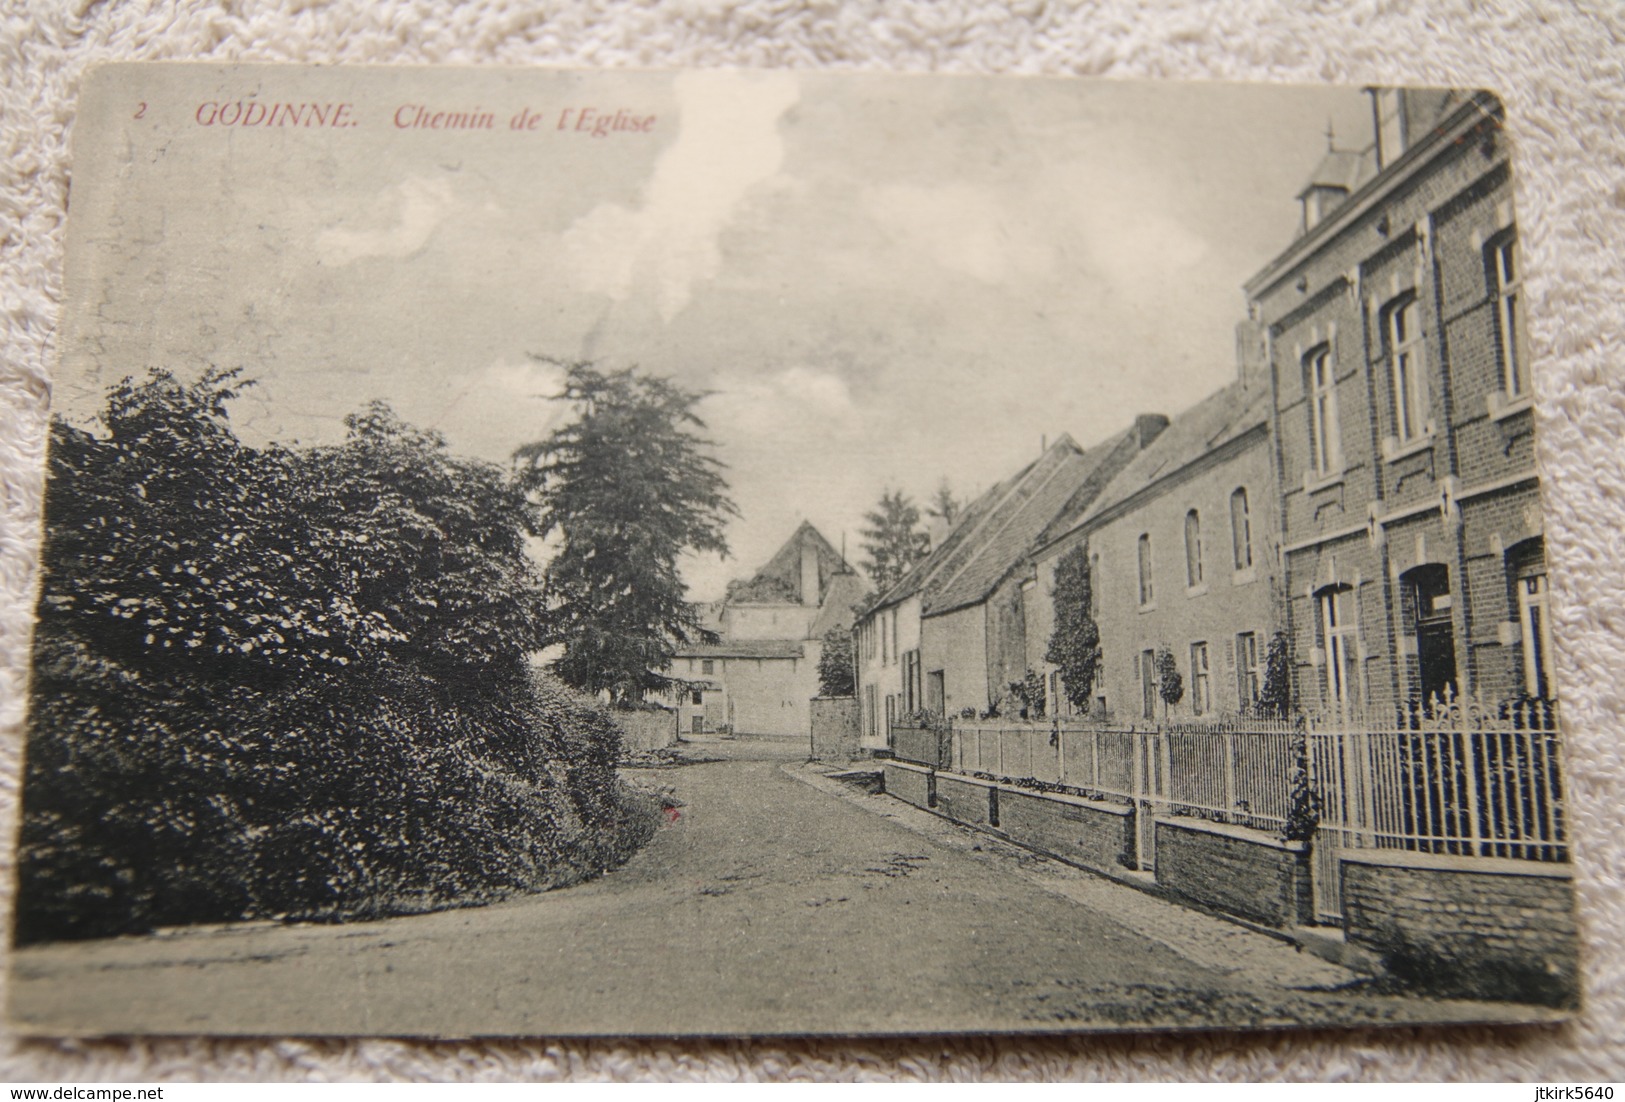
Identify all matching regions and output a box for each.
[816,628,856,697]
[926,480,962,530]
[1257,631,1294,719]
[1155,645,1185,716]
[859,489,929,594]
[1044,545,1100,711]
[513,361,737,704]
[18,368,654,943]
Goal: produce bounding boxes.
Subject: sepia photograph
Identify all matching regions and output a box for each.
[5,62,1579,1038]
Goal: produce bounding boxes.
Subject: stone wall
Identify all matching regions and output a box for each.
[615,708,676,752]
[933,772,995,826]
[880,759,933,810]
[996,786,1135,875]
[1153,817,1313,928]
[809,696,861,761]
[1341,851,1578,1007]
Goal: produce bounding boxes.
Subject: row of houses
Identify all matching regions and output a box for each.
[857,86,1550,746]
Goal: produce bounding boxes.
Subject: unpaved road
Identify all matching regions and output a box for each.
[8,737,1543,1036]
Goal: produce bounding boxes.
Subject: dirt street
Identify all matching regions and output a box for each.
[8,737,1538,1036]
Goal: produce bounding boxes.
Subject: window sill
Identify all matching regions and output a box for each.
[1232,566,1258,587]
[1138,601,1158,614]
[1381,429,1436,463]
[1185,582,1209,598]
[1487,389,1534,422]
[1302,468,1345,495]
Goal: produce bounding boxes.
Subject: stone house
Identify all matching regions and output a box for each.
[670,522,866,738]
[1244,88,1548,715]
[855,423,1161,744]
[1029,364,1280,721]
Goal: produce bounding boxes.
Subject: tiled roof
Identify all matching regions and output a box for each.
[808,570,870,638]
[725,521,856,605]
[923,434,1131,617]
[1066,381,1270,533]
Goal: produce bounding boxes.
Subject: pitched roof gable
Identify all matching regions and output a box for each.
[726,521,855,605]
[1065,382,1270,536]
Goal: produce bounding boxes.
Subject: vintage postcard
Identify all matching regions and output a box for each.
[8,64,1578,1036]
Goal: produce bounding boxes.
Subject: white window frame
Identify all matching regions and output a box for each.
[1320,585,1361,710]
[1184,509,1204,590]
[1494,237,1526,400]
[1518,573,1554,699]
[1190,642,1211,716]
[1229,487,1253,572]
[1307,345,1342,477]
[1388,297,1429,444]
[1236,631,1260,710]
[1138,533,1154,607]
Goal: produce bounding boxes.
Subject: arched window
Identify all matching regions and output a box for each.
[1137,533,1154,606]
[1386,295,1428,443]
[1491,235,1525,399]
[1184,510,1203,588]
[1402,564,1456,708]
[1230,487,1252,571]
[1305,344,1341,476]
[1508,538,1552,699]
[1317,584,1360,710]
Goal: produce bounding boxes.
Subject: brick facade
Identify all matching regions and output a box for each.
[1153,818,1314,928]
[1247,91,1548,716]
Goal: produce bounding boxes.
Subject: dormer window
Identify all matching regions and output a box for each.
[1373,88,1407,169]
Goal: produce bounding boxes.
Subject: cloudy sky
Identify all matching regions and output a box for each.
[61,66,1375,600]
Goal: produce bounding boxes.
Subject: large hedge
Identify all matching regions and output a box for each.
[16,370,657,944]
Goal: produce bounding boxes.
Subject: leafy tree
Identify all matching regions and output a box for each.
[1257,630,1294,719]
[816,628,856,697]
[513,360,737,704]
[1155,645,1184,718]
[1008,668,1047,720]
[926,480,962,529]
[18,368,654,943]
[859,489,929,594]
[1044,544,1100,712]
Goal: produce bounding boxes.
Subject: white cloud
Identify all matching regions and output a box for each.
[561,70,800,321]
[314,176,460,267]
[864,182,1056,284]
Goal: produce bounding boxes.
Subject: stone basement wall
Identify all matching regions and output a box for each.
[809,696,861,761]
[880,764,1137,879]
[1341,851,1579,1008]
[1154,818,1313,928]
[881,759,933,810]
[933,772,996,826]
[615,708,676,752]
[996,786,1136,875]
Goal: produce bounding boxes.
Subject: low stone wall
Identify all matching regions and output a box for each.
[933,772,995,826]
[1341,851,1579,1007]
[890,724,950,769]
[615,708,676,752]
[997,786,1135,875]
[881,759,934,810]
[809,696,861,761]
[1154,817,1313,928]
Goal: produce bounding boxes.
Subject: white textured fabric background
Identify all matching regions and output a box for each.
[1,0,1621,1083]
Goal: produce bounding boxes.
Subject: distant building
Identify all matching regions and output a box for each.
[1245,88,1546,714]
[669,523,865,738]
[855,423,1161,745]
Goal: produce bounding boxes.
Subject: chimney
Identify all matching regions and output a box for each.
[1135,413,1170,449]
[801,539,820,608]
[1235,317,1268,391]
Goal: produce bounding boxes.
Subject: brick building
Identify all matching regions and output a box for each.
[1245,88,1549,716]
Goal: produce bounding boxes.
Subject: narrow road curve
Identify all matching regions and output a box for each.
[10,738,1525,1036]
